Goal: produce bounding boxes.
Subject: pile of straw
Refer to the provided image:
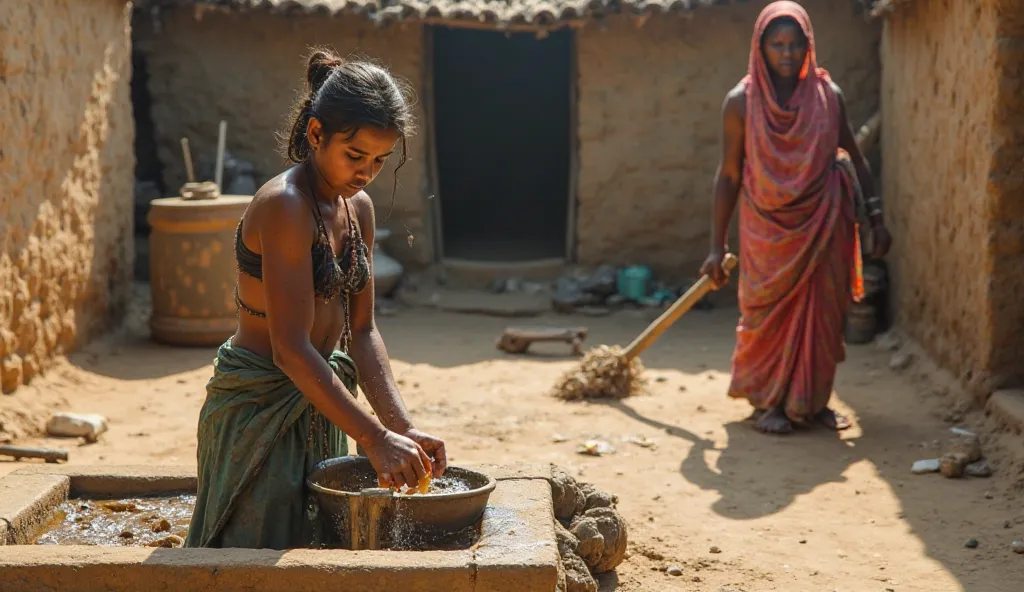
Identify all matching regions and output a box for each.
[551,345,647,401]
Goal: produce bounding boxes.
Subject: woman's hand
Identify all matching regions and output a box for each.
[699,250,730,288]
[403,429,448,477]
[870,222,892,259]
[363,429,432,490]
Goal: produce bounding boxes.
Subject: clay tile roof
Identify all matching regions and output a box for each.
[863,0,912,18]
[135,0,773,28]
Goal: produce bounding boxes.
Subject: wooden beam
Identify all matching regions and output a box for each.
[566,29,580,263]
[422,26,446,267]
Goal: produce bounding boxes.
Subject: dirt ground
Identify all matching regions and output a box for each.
[2,283,1023,591]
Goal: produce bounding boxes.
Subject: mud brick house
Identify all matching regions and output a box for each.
[132,0,881,278]
[872,0,1024,397]
[0,0,135,394]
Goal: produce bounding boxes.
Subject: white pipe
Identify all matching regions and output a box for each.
[214,120,227,190]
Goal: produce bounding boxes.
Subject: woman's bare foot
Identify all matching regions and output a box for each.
[814,407,851,431]
[754,407,793,435]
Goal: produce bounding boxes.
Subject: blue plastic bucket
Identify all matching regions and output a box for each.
[616,265,653,301]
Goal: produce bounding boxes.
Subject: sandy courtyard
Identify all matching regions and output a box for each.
[2,285,1023,591]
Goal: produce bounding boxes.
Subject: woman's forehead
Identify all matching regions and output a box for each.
[344,126,399,154]
[765,19,805,40]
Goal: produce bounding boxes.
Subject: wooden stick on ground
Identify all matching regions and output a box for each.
[0,444,68,463]
[497,327,588,356]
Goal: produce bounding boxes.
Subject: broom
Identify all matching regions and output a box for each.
[552,253,739,401]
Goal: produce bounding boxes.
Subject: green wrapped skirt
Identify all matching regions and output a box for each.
[184,341,355,549]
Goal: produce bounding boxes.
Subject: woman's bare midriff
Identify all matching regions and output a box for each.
[230,272,347,361]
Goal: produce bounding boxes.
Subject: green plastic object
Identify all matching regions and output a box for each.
[617,265,653,301]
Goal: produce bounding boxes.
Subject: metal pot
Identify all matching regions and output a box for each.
[307,456,496,550]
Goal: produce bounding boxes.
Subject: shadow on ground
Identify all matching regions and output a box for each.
[600,334,1024,591]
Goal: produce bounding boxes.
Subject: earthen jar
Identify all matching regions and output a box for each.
[844,301,877,345]
[147,194,252,346]
[862,262,887,297]
[372,228,403,297]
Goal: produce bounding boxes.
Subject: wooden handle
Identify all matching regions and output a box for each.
[180,137,196,183]
[622,253,739,361]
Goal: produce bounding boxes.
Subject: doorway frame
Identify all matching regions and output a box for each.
[421,22,581,266]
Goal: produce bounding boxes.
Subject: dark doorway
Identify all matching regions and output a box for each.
[432,27,573,262]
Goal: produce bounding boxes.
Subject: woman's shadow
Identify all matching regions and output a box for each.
[603,399,860,518]
[679,414,863,520]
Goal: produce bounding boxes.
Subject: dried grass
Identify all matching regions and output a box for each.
[551,345,647,401]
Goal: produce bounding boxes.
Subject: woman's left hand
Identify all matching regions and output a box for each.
[870,223,892,259]
[402,428,447,477]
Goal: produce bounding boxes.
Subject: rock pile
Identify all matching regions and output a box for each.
[912,429,993,479]
[549,466,628,592]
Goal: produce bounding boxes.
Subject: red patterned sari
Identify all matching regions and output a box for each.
[727,1,863,422]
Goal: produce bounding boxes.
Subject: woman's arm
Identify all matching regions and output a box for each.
[258,190,430,486]
[834,85,881,226]
[834,84,891,258]
[711,86,747,254]
[347,194,414,433]
[701,85,746,286]
[347,194,447,475]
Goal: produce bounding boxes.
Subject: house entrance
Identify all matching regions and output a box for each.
[431,27,573,262]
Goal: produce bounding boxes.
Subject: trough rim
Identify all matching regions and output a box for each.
[0,462,559,591]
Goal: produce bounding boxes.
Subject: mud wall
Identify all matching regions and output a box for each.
[882,0,1024,395]
[575,0,880,277]
[0,0,135,394]
[134,11,432,265]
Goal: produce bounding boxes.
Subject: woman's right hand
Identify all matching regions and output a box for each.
[699,250,730,289]
[363,429,432,490]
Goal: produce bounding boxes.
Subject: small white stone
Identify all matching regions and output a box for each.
[46,412,108,442]
[889,352,914,371]
[911,459,941,474]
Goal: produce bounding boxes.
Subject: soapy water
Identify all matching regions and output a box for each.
[316,473,482,550]
[34,495,195,547]
[392,473,473,496]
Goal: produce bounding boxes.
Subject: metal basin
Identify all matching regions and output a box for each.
[307,456,496,550]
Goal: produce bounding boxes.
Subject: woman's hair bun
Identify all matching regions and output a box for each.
[306,48,345,95]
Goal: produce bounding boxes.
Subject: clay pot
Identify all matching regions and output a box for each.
[862,262,887,297]
[844,302,877,345]
[373,228,403,297]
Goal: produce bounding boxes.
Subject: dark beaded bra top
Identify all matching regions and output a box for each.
[233,166,371,349]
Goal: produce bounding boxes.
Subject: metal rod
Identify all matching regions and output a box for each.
[0,444,68,463]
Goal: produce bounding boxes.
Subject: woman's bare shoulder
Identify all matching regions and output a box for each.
[247,172,317,239]
[723,81,747,120]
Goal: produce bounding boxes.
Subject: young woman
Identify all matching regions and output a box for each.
[700,1,892,435]
[185,49,446,549]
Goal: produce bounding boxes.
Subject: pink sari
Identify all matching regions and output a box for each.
[727,1,863,422]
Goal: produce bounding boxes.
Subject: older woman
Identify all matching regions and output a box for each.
[700,1,892,435]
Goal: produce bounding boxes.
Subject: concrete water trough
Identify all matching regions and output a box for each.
[0,464,559,592]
